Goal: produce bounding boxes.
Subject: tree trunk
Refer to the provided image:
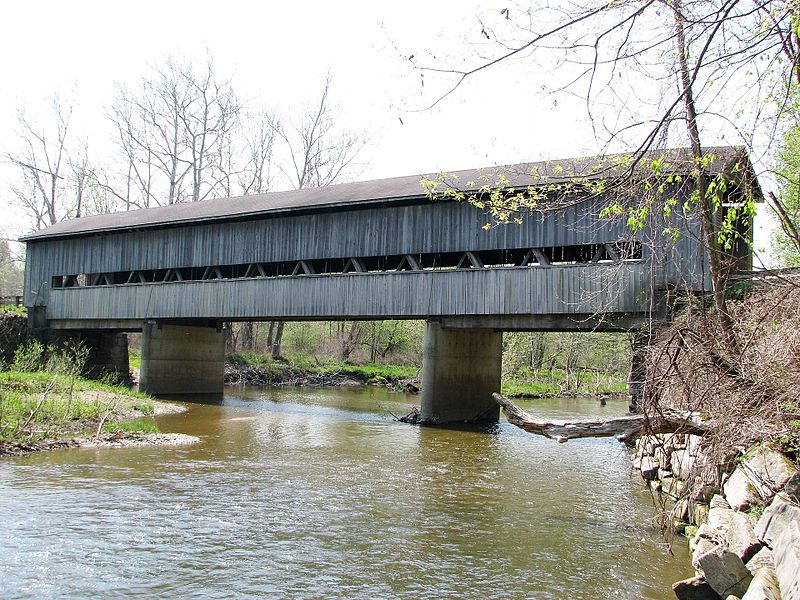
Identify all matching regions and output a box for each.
[493,393,708,444]
[271,321,285,359]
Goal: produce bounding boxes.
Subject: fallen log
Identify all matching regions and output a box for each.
[492,393,709,444]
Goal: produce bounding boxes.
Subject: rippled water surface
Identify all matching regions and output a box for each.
[0,387,691,599]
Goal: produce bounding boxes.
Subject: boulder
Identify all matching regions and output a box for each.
[725,512,762,563]
[673,449,699,480]
[724,467,761,511]
[709,495,736,536]
[741,444,797,502]
[696,546,753,598]
[740,567,781,600]
[692,503,710,527]
[692,536,719,570]
[745,547,775,576]
[782,471,800,503]
[641,456,659,480]
[755,492,800,548]
[656,445,671,469]
[672,575,722,600]
[772,519,800,600]
[664,476,685,499]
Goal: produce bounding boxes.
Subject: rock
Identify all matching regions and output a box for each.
[745,546,776,576]
[740,567,781,600]
[692,503,710,526]
[709,495,736,536]
[672,575,721,600]
[650,480,662,494]
[660,468,675,481]
[692,480,718,503]
[641,456,659,480]
[755,492,800,548]
[724,467,761,511]
[691,524,717,554]
[725,596,742,600]
[673,449,697,480]
[712,494,732,509]
[696,546,753,598]
[772,519,800,600]
[741,443,798,503]
[656,445,672,469]
[663,476,685,499]
[783,471,800,503]
[693,537,719,570]
[725,512,762,563]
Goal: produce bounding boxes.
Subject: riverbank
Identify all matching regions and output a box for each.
[221,353,627,398]
[0,370,196,457]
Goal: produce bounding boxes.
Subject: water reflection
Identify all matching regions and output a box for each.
[0,386,691,599]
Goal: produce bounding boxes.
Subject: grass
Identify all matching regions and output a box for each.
[0,370,155,446]
[503,367,628,397]
[102,419,159,434]
[227,353,418,383]
[129,349,141,370]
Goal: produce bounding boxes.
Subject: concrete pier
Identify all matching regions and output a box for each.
[139,322,225,395]
[420,322,503,424]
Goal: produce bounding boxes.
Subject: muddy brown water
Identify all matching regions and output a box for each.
[0,386,692,599]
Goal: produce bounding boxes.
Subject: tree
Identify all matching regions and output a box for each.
[412,0,799,341]
[109,53,241,208]
[268,76,367,359]
[3,96,101,230]
[771,118,800,266]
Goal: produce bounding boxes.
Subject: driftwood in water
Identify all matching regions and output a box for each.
[492,393,708,444]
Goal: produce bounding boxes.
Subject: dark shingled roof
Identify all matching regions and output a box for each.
[21,146,755,241]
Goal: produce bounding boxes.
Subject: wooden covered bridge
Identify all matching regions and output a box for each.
[21,147,757,423]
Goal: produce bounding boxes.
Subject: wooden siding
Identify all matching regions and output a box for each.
[24,197,706,308]
[45,263,649,323]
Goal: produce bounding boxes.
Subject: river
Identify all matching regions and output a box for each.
[0,386,691,599]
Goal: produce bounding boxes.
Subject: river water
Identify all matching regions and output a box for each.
[0,386,691,599]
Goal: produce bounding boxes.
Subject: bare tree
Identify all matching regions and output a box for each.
[274,75,365,190]
[268,77,367,359]
[411,1,799,343]
[109,53,241,208]
[4,97,73,229]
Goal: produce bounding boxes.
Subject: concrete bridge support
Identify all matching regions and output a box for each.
[38,330,130,384]
[139,322,225,395]
[420,322,503,424]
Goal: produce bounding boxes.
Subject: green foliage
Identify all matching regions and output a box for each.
[772,123,800,267]
[0,369,154,444]
[0,305,26,316]
[102,419,159,434]
[128,349,141,370]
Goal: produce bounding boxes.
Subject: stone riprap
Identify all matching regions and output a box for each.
[634,437,799,599]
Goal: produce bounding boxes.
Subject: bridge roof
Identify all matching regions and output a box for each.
[21,146,756,241]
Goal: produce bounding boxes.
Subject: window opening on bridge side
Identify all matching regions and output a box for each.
[52,241,643,289]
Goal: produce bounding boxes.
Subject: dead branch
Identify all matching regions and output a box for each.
[493,392,708,444]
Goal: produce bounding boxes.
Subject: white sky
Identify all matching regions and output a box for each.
[0,0,777,263]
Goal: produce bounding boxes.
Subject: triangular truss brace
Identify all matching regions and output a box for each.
[456,252,485,269]
[126,271,147,284]
[244,263,267,278]
[88,273,113,286]
[343,258,367,273]
[396,255,422,271]
[520,249,550,266]
[164,269,184,282]
[202,266,224,280]
[291,260,316,276]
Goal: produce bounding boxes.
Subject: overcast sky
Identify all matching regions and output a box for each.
[0,0,776,261]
